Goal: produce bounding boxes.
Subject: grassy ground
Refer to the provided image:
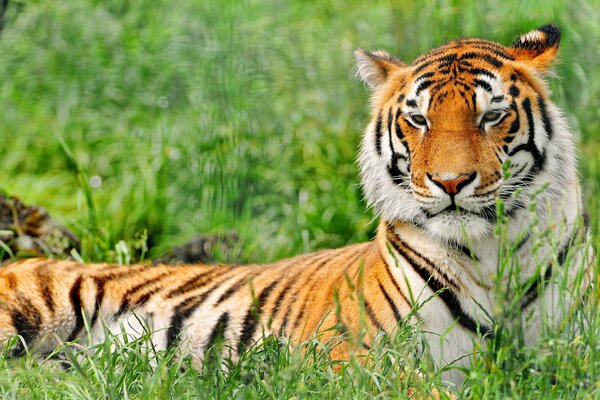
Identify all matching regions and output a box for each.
[0,0,599,398]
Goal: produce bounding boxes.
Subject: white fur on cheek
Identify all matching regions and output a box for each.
[358,120,422,223]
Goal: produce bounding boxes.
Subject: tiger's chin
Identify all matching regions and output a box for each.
[420,211,495,245]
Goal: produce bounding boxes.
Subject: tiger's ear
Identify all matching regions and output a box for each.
[354,49,405,89]
[509,24,561,72]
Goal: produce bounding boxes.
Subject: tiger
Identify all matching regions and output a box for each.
[0,24,594,389]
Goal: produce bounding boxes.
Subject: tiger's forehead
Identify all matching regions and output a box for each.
[410,38,515,73]
[400,39,515,110]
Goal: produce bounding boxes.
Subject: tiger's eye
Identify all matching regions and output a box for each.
[482,110,502,122]
[411,114,427,126]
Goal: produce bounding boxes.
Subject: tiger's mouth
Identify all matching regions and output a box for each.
[437,204,496,219]
[439,203,470,215]
[420,196,498,222]
[417,193,501,242]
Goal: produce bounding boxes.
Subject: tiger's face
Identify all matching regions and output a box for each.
[357,25,571,243]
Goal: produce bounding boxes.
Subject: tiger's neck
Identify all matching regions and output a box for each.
[374,178,587,337]
[373,184,589,386]
[378,176,585,285]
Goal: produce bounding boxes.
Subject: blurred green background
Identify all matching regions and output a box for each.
[1,0,598,263]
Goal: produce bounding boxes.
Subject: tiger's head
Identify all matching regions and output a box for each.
[356,25,577,244]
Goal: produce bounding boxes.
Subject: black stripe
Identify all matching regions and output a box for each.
[214,271,259,306]
[467,68,497,79]
[289,248,367,334]
[495,113,510,128]
[375,112,383,155]
[93,266,158,317]
[479,203,498,223]
[521,97,545,171]
[469,44,515,60]
[389,232,459,290]
[116,271,172,316]
[508,112,520,134]
[471,92,477,112]
[459,52,503,68]
[167,276,233,349]
[505,199,526,218]
[378,282,402,323]
[79,267,148,324]
[269,269,305,322]
[413,60,434,75]
[387,108,394,145]
[153,270,239,316]
[496,148,505,164]
[132,290,158,310]
[431,79,448,94]
[454,242,479,261]
[364,300,385,331]
[238,280,279,352]
[90,276,110,328]
[204,312,230,353]
[67,277,85,342]
[215,277,247,305]
[457,40,514,60]
[394,109,404,140]
[387,234,493,336]
[414,71,435,81]
[434,90,449,106]
[473,78,492,93]
[491,95,504,103]
[520,264,553,309]
[280,252,341,333]
[397,93,405,104]
[166,303,196,349]
[507,143,528,157]
[509,85,520,97]
[166,296,197,349]
[164,269,220,299]
[9,295,43,357]
[381,254,411,307]
[36,267,55,314]
[537,96,553,140]
[515,233,530,252]
[510,164,527,180]
[521,232,574,309]
[405,99,417,108]
[414,47,510,74]
[166,273,242,349]
[456,81,471,91]
[415,80,434,96]
[413,53,456,74]
[462,93,472,110]
[288,308,304,334]
[583,208,590,233]
[387,109,409,185]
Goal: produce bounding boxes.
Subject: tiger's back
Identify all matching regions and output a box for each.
[0,242,390,366]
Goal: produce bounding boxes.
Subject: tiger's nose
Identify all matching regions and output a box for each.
[427,172,477,195]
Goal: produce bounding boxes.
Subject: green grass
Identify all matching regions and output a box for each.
[0,0,599,398]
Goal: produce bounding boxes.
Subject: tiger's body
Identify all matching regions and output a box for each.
[0,25,594,388]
